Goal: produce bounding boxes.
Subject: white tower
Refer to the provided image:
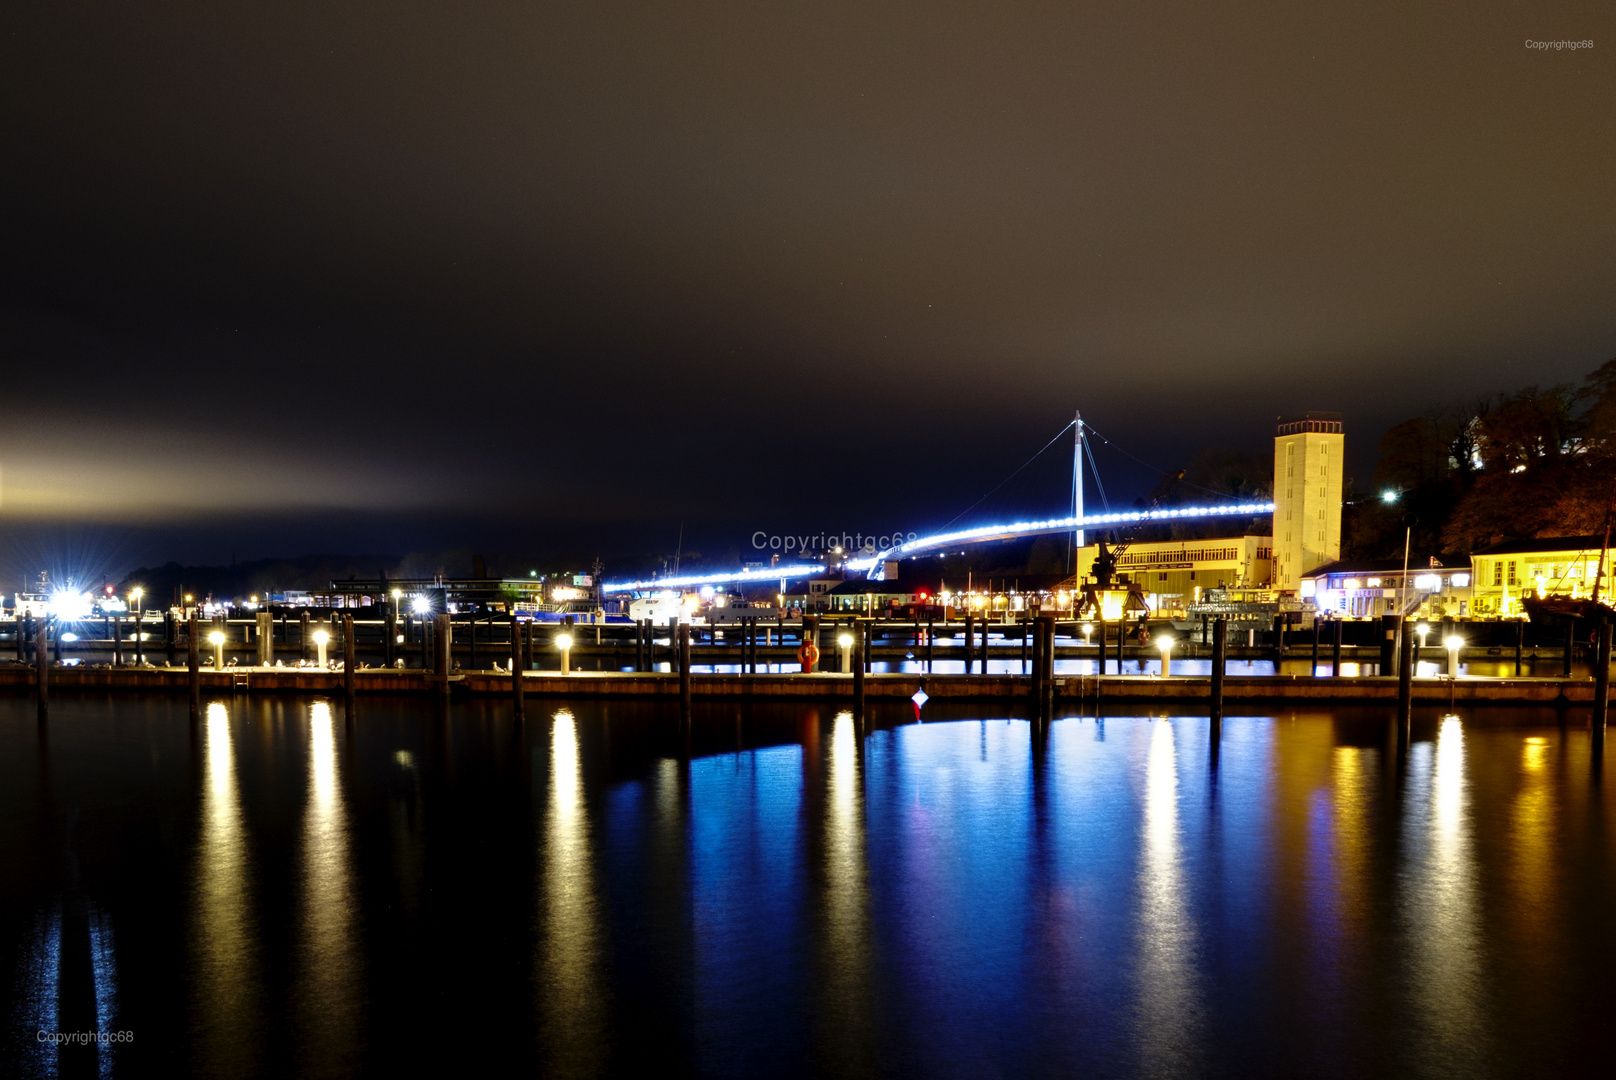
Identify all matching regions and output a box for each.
[1273,412,1344,593]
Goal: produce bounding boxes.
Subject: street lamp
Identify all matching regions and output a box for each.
[209,630,225,670]
[1082,622,1094,647]
[1444,635,1463,678]
[1156,634,1174,677]
[313,629,329,668]
[1416,622,1430,672]
[838,632,854,672]
[557,632,573,675]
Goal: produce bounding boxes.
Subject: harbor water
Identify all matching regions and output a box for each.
[3,696,1613,1077]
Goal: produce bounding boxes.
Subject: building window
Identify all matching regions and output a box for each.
[1492,562,1502,586]
[1508,561,1517,586]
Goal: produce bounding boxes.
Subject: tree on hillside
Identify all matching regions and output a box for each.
[1437,367,1616,551]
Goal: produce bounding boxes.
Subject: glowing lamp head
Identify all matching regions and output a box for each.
[313,630,329,645]
[391,588,402,599]
[131,588,142,600]
[556,634,572,650]
[412,597,430,614]
[1381,489,1399,504]
[1444,636,1464,651]
[209,631,225,645]
[1156,635,1174,651]
[838,633,853,649]
[49,590,91,621]
[1416,622,1430,639]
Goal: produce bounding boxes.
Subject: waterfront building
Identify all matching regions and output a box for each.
[1070,535,1273,617]
[1301,559,1472,619]
[1272,412,1344,592]
[1468,535,1613,617]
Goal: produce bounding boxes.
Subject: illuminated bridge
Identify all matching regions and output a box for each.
[602,411,1283,594]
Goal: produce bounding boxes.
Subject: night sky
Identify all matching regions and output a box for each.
[3,2,1613,575]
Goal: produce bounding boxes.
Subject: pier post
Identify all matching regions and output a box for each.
[468,615,477,670]
[112,615,122,666]
[384,608,396,667]
[1563,619,1575,680]
[1310,620,1319,676]
[342,613,356,712]
[964,613,975,675]
[1210,617,1227,732]
[1594,621,1611,730]
[1397,620,1414,739]
[36,619,49,721]
[1031,618,1046,715]
[300,611,311,662]
[1380,615,1396,676]
[187,614,201,717]
[165,611,175,667]
[53,616,62,664]
[678,623,692,720]
[926,618,935,672]
[434,613,451,700]
[257,612,273,666]
[1115,616,1124,676]
[510,614,524,719]
[1332,618,1343,676]
[1045,615,1058,713]
[421,613,431,671]
[1514,620,1524,677]
[16,611,26,662]
[1020,618,1030,675]
[852,621,865,717]
[980,614,990,672]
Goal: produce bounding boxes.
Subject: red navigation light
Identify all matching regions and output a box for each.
[105,585,114,594]
[917,591,929,600]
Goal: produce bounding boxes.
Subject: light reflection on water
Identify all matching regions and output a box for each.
[1133,719,1199,1074]
[297,702,359,1076]
[193,701,260,1075]
[537,709,605,1076]
[1402,717,1487,1074]
[2,698,1615,1077]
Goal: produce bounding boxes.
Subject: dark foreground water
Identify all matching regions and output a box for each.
[2,696,1614,1078]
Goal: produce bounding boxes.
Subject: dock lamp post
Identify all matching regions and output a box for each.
[1444,635,1463,678]
[557,632,573,675]
[838,632,854,673]
[313,629,329,668]
[130,588,143,661]
[1416,622,1430,673]
[1082,622,1094,647]
[1156,634,1174,677]
[209,630,225,671]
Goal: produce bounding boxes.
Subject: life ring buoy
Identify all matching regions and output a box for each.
[797,640,820,670]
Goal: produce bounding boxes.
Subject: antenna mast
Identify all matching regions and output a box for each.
[1071,410,1085,560]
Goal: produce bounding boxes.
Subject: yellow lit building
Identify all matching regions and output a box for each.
[1470,535,1614,617]
[1273,412,1344,593]
[1071,535,1272,617]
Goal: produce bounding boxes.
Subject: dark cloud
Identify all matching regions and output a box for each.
[3,1,1613,567]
